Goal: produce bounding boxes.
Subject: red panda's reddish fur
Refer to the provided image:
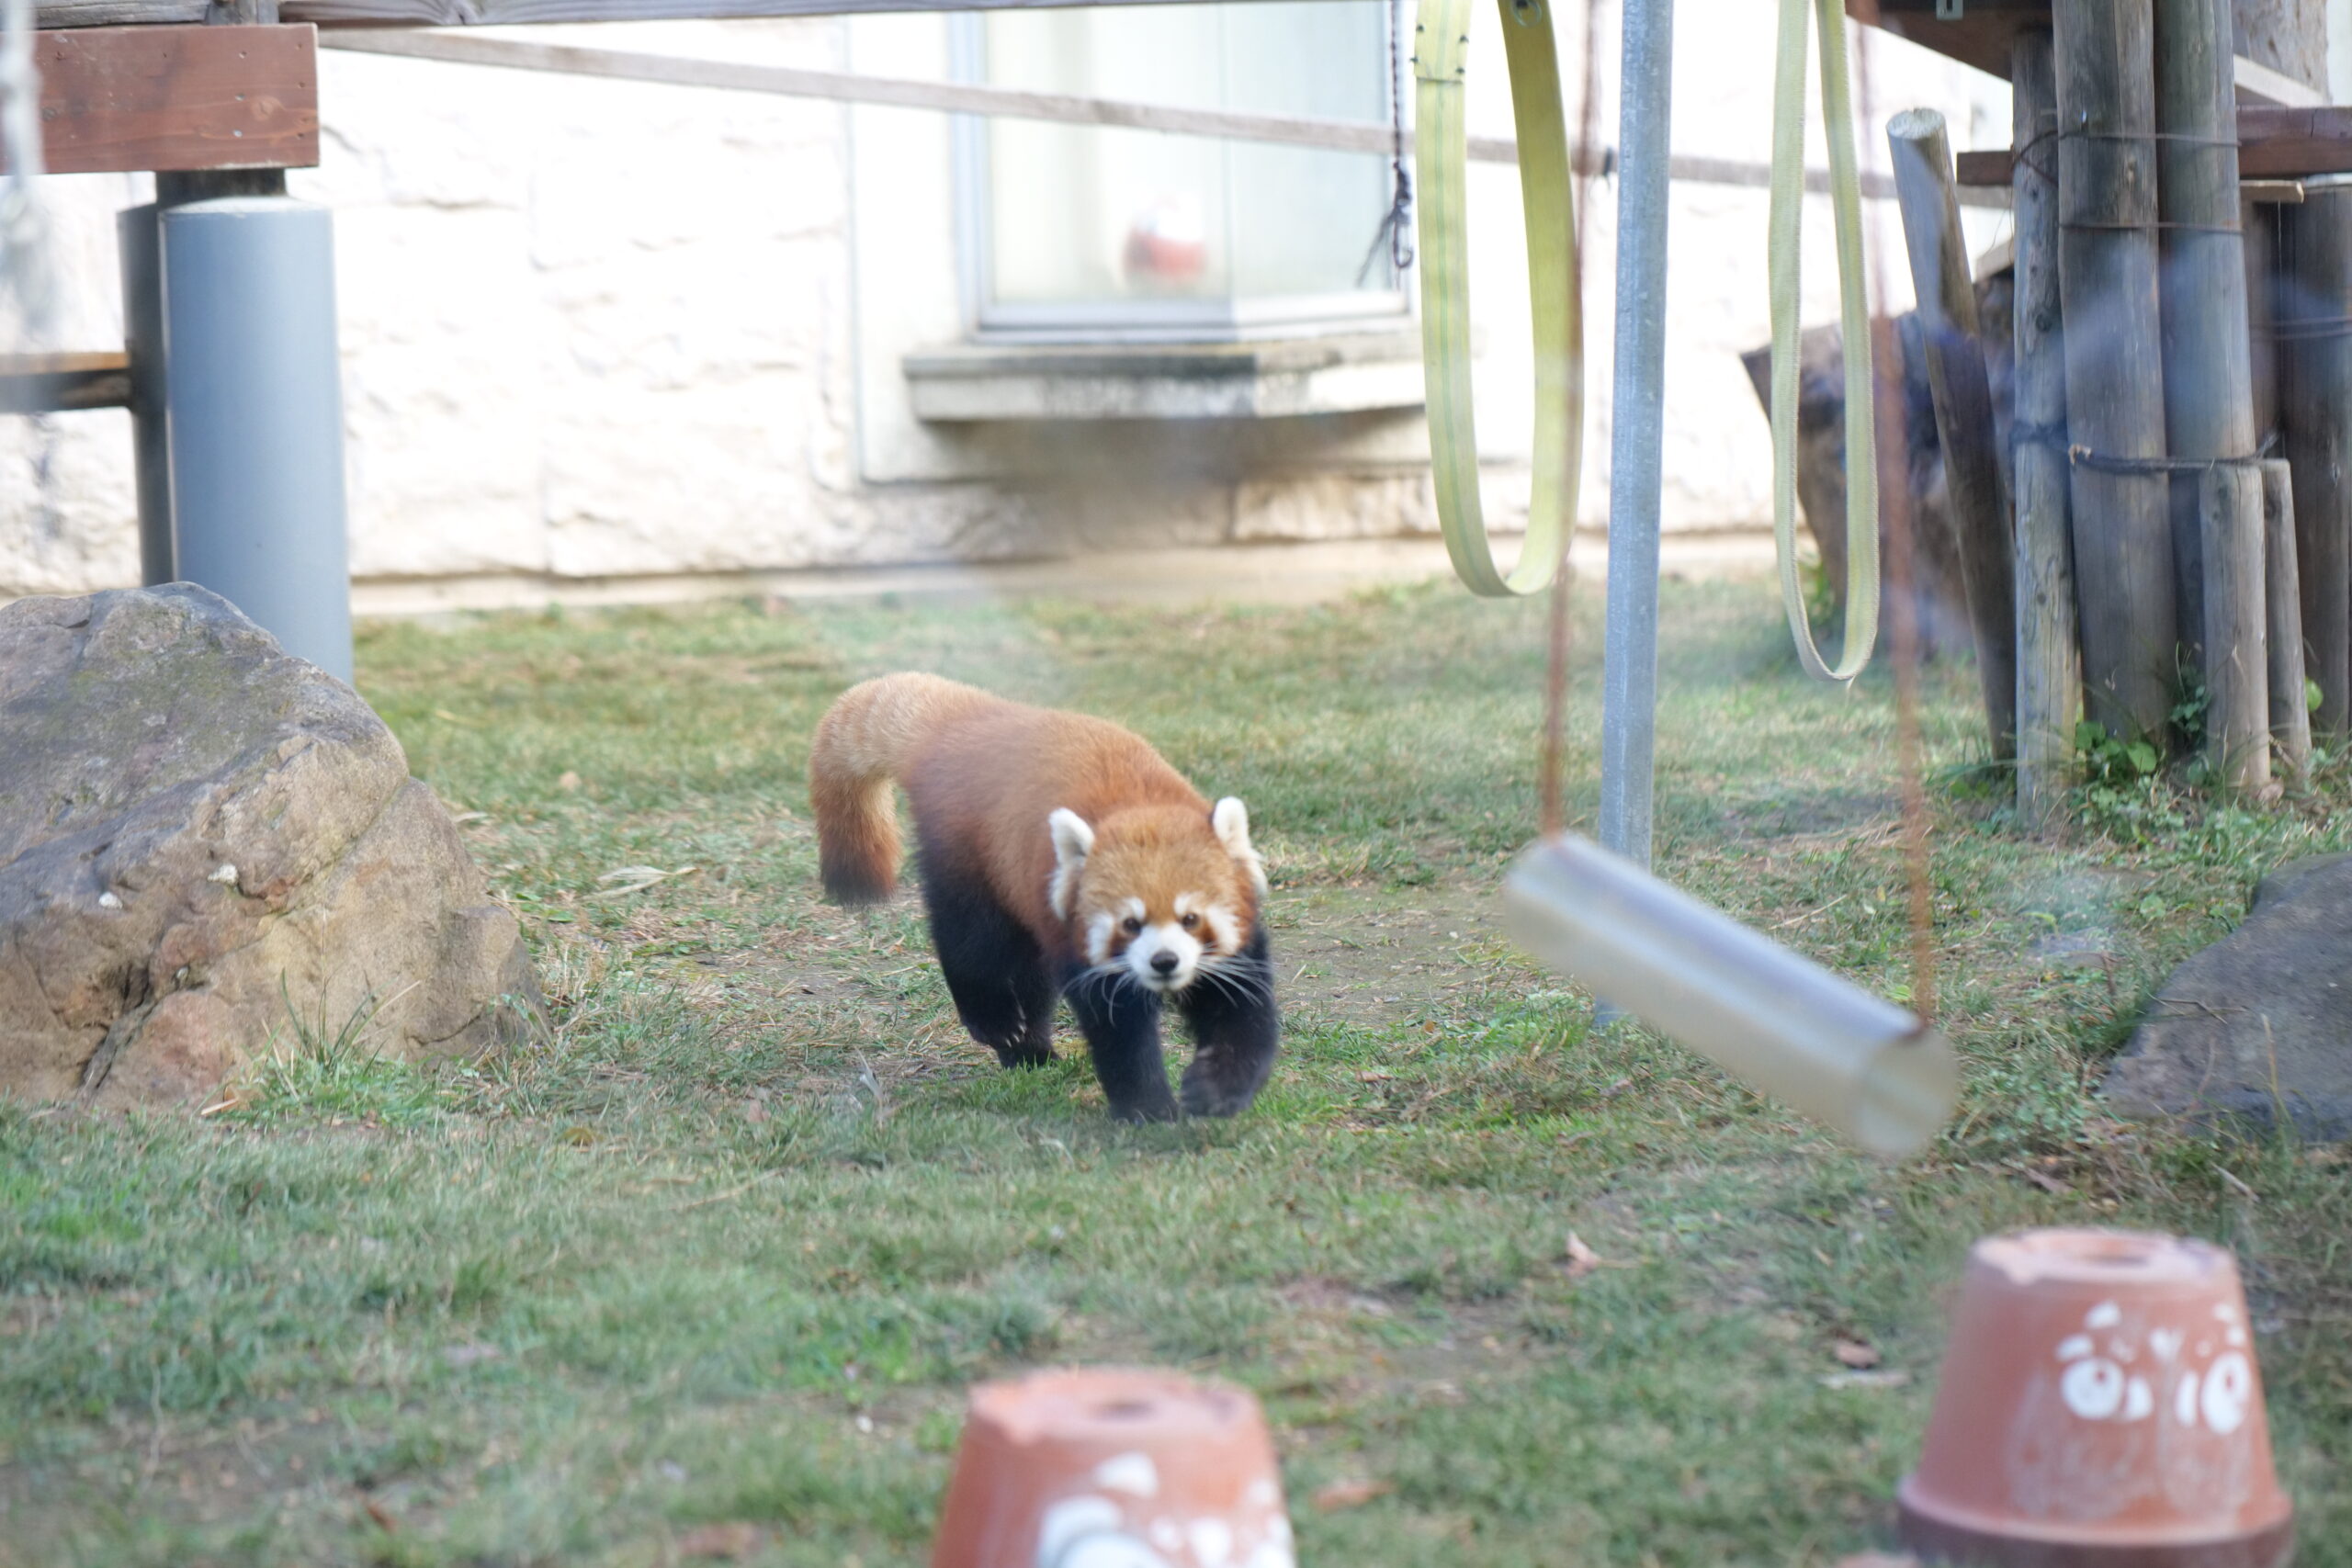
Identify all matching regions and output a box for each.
[808,673,1277,1121]
[810,673,1250,954]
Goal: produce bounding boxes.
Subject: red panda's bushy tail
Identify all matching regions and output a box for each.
[808,673,993,903]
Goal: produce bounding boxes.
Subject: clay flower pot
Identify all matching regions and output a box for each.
[932,1368,1294,1568]
[1899,1228,2294,1567]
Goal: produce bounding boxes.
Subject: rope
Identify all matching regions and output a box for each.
[1539,0,1602,837]
[1770,0,1880,682]
[1413,0,1584,598]
[1845,27,1937,1026]
[1356,0,1417,288]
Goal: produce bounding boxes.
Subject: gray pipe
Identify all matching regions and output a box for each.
[161,197,354,685]
[1600,0,1672,869]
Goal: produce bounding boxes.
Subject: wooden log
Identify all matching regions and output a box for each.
[2155,0,2261,663]
[2260,459,2313,782]
[1887,107,2018,757]
[2199,465,2271,791]
[0,352,130,414]
[2054,0,2178,741]
[2011,28,2081,826]
[3,25,317,177]
[2280,177,2352,735]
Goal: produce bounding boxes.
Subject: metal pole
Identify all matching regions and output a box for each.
[160,196,353,684]
[1595,0,1670,1029]
[1599,0,1671,871]
[116,203,173,586]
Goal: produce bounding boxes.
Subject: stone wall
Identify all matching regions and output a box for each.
[1,9,2009,609]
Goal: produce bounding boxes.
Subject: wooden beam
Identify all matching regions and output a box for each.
[1962,107,2352,186]
[6,25,317,175]
[1848,0,2047,81]
[0,353,133,414]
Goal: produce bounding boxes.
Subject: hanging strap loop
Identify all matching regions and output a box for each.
[1770,0,1881,680]
[1414,0,1583,598]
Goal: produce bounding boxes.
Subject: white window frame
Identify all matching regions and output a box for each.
[944,12,1413,345]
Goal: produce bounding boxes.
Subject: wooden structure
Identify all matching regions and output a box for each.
[1851,0,2352,791]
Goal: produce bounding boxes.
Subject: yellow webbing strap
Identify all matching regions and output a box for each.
[1770,0,1880,681]
[1414,0,1581,598]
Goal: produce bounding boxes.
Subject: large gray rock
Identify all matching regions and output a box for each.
[0,585,540,1108]
[2104,854,2352,1139]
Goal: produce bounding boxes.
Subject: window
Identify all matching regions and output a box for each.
[951,3,1406,342]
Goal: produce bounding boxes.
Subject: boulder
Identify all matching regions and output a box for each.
[2103,854,2352,1140]
[0,584,540,1108]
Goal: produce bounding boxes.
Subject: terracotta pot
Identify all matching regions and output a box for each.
[932,1368,1294,1568]
[1899,1228,2294,1567]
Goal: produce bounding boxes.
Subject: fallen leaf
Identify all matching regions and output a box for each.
[361,1497,398,1533]
[442,1341,501,1369]
[1833,1555,1921,1568]
[678,1522,764,1560]
[1563,1232,1604,1281]
[1832,1337,1882,1370]
[743,1098,769,1124]
[1311,1478,1393,1513]
[557,771,581,792]
[2024,1168,2073,1195]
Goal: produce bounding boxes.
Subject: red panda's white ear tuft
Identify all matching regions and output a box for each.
[1212,796,1267,898]
[1047,808,1094,920]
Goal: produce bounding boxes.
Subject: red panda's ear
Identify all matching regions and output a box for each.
[1047,808,1093,919]
[1212,797,1268,898]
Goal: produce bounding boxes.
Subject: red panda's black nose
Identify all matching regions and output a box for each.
[1149,950,1180,976]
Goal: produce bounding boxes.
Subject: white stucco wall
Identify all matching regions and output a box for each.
[1,6,2009,606]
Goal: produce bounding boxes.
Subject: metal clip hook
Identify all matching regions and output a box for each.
[1935,0,1962,17]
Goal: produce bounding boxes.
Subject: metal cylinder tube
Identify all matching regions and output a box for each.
[160,196,353,684]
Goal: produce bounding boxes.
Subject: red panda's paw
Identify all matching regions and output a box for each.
[1180,1055,1270,1119]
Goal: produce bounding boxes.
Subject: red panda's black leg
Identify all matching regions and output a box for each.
[916,846,1057,1067]
[1175,924,1280,1118]
[1063,971,1177,1122]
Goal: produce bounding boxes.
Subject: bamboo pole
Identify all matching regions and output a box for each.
[1887,107,2018,758]
[2281,176,2352,736]
[2011,28,2082,825]
[2199,466,2271,791]
[2155,0,2261,672]
[2054,0,2178,742]
[2260,459,2314,783]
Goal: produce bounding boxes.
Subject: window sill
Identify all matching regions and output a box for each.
[901,329,1426,422]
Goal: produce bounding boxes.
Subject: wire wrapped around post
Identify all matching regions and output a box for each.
[1413,0,1582,597]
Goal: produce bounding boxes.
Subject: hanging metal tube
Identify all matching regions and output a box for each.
[1505,835,1958,1157]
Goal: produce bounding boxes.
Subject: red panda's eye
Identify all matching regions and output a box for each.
[1123,916,1143,935]
[1181,912,1199,930]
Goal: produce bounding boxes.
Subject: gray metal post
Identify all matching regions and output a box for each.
[160,196,353,684]
[116,203,173,585]
[1600,0,1672,873]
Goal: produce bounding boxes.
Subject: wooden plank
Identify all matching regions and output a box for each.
[7,25,317,176]
[0,352,132,414]
[2281,184,2352,735]
[313,29,2013,208]
[1848,0,2048,82]
[1964,107,2352,187]
[2260,459,2313,782]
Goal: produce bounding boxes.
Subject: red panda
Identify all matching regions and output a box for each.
[809,672,1277,1122]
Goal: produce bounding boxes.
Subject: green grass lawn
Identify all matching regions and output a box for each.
[5,577,2348,1567]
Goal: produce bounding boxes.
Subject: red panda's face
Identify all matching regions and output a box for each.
[1048,800,1265,996]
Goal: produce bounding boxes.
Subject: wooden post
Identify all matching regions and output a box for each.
[2011,28,2082,826]
[1887,107,2018,758]
[2155,0,2261,668]
[2199,466,2270,791]
[2280,176,2352,735]
[2260,459,2313,782]
[2054,0,2178,742]
[2245,198,2279,456]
